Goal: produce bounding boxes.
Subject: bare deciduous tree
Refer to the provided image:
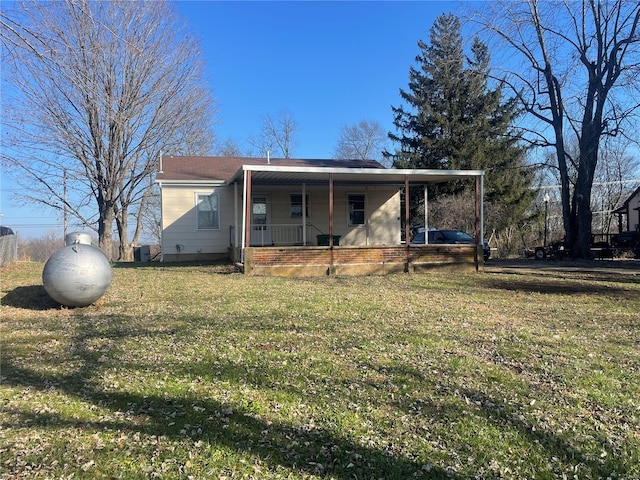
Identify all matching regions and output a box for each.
[475,0,640,258]
[1,0,215,260]
[213,137,246,157]
[248,110,299,158]
[333,120,389,164]
[18,231,64,263]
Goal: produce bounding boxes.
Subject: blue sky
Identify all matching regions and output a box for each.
[176,0,465,158]
[1,0,467,238]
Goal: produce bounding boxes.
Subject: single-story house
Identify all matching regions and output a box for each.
[613,185,640,233]
[155,156,486,276]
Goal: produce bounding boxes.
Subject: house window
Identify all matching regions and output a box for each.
[196,192,219,230]
[348,194,365,226]
[290,194,310,218]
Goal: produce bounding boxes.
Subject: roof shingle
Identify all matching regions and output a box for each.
[156,156,386,182]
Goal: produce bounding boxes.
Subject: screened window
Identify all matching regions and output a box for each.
[290,194,310,218]
[196,193,219,230]
[348,194,365,226]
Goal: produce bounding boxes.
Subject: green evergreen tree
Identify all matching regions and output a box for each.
[388,13,535,231]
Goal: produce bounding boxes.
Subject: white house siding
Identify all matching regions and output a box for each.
[161,184,236,260]
[160,183,401,261]
[248,185,401,246]
[367,186,402,245]
[339,186,400,246]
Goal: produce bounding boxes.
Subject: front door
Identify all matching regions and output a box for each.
[250,196,271,246]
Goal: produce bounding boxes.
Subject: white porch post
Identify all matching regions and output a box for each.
[474,174,484,244]
[404,175,410,270]
[329,173,334,270]
[480,174,485,243]
[404,175,410,245]
[329,173,334,246]
[233,181,239,249]
[424,185,429,244]
[241,169,250,262]
[244,170,253,251]
[302,183,307,245]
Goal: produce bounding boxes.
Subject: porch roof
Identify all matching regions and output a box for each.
[228,164,484,186]
[156,156,388,184]
[156,156,484,187]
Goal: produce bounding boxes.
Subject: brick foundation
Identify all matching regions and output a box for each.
[244,245,482,276]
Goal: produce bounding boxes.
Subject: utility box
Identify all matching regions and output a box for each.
[134,245,151,262]
[317,235,341,246]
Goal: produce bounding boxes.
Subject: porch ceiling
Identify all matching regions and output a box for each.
[227,164,484,186]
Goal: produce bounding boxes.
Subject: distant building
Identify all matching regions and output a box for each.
[613,186,640,233]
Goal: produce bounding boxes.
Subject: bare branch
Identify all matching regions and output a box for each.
[333,120,389,163]
[2,0,216,260]
[472,0,640,258]
[249,110,299,158]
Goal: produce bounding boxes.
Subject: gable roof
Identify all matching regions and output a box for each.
[613,185,640,214]
[156,156,386,183]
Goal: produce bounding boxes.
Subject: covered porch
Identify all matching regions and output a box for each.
[229,164,485,276]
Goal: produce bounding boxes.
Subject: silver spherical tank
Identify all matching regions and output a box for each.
[42,244,112,307]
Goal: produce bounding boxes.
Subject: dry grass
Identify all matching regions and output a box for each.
[1,260,639,479]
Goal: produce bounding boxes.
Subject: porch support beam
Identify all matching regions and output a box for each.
[475,176,480,243]
[474,174,484,271]
[475,174,484,243]
[329,173,334,271]
[480,174,484,243]
[233,181,239,249]
[244,169,252,254]
[404,175,410,272]
[424,185,428,244]
[302,183,307,245]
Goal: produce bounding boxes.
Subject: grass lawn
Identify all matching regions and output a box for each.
[1,260,639,479]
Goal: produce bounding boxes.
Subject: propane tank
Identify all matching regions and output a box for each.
[65,231,93,246]
[42,243,112,307]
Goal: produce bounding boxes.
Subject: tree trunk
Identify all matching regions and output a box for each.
[556,140,572,247]
[118,242,134,262]
[574,199,593,258]
[97,207,114,261]
[115,212,134,262]
[571,128,599,259]
[2,1,215,260]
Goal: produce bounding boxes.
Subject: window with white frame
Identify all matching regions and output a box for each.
[348,194,365,226]
[196,192,219,229]
[290,193,310,218]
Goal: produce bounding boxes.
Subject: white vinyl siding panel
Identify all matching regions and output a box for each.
[161,185,236,255]
[161,183,401,254]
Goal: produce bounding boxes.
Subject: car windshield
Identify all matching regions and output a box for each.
[441,230,474,243]
[412,230,476,244]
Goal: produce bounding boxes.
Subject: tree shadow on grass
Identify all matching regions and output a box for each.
[385,356,633,479]
[1,285,60,310]
[111,259,239,274]
[1,318,456,479]
[455,387,627,478]
[479,274,637,297]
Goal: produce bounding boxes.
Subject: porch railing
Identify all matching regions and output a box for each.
[230,223,324,247]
